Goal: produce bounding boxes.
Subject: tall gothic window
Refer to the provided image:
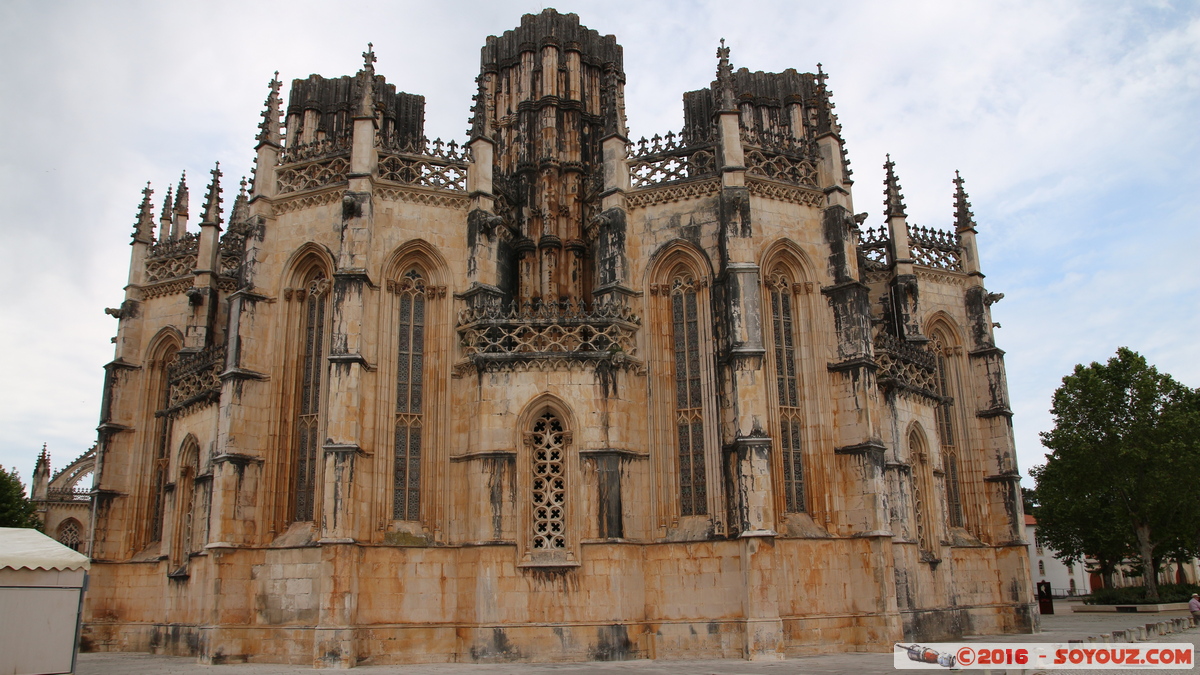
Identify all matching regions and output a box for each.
[768,272,805,513]
[932,331,964,528]
[671,275,707,517]
[910,429,935,555]
[147,342,178,543]
[293,273,329,522]
[175,439,200,567]
[393,270,425,521]
[530,411,567,550]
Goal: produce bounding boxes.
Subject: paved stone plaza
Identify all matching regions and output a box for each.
[78,604,1197,674]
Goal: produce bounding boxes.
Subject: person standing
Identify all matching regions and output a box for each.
[1189,593,1200,623]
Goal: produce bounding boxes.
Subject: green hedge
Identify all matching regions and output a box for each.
[1083,583,1200,605]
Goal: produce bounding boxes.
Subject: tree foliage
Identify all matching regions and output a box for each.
[0,465,39,528]
[1034,348,1200,601]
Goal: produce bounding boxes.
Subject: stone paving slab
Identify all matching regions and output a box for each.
[75,606,1198,675]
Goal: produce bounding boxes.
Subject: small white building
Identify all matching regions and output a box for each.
[1025,515,1090,596]
[0,527,90,675]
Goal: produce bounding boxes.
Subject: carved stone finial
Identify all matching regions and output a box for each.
[174,171,189,216]
[715,38,736,110]
[200,162,223,226]
[363,42,377,72]
[883,154,907,219]
[256,71,283,145]
[356,44,378,117]
[133,181,156,243]
[953,170,976,232]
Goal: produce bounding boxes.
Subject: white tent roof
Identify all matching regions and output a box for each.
[0,527,90,571]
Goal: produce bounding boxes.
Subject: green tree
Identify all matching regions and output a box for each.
[1036,348,1200,601]
[0,465,39,528]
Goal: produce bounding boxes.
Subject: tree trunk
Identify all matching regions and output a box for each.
[1135,523,1158,601]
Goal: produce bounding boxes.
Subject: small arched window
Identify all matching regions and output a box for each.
[1038,560,1046,576]
[293,271,329,522]
[530,410,567,550]
[670,274,707,517]
[393,269,426,521]
[58,519,82,552]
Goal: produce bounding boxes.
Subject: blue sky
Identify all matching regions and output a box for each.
[1,0,1197,490]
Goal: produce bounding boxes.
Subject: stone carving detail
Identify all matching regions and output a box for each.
[281,136,352,165]
[627,131,716,189]
[277,156,350,195]
[530,411,567,550]
[145,232,200,283]
[375,186,469,210]
[626,178,720,208]
[859,225,890,271]
[458,300,640,359]
[745,179,824,208]
[907,224,962,271]
[744,149,818,188]
[378,135,472,163]
[378,154,466,192]
[273,189,345,215]
[873,332,939,399]
[167,344,225,411]
[142,279,194,299]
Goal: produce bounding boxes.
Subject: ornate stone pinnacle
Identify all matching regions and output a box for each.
[133,181,156,242]
[174,171,189,216]
[883,154,907,219]
[715,38,735,110]
[953,170,976,232]
[201,162,223,226]
[257,72,283,145]
[362,42,377,72]
[160,186,173,222]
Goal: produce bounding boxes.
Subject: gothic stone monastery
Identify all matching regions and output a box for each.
[84,9,1034,667]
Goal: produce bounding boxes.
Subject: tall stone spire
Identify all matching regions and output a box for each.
[158,186,173,243]
[356,42,377,117]
[256,72,283,146]
[132,182,155,244]
[229,176,249,227]
[883,154,906,218]
[953,170,976,232]
[715,38,736,111]
[172,171,189,239]
[200,163,223,226]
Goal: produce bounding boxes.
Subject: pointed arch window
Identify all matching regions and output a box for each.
[932,330,964,529]
[910,429,935,554]
[58,519,82,552]
[147,343,179,544]
[670,274,707,517]
[293,272,329,522]
[393,269,426,521]
[767,271,805,513]
[175,439,200,566]
[530,410,567,550]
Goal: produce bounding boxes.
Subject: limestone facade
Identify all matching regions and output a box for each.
[31,444,95,552]
[83,10,1035,667]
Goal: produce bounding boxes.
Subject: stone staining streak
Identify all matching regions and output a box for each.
[671,276,707,517]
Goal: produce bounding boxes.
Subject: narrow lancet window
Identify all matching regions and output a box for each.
[769,273,805,513]
[393,270,425,521]
[530,411,566,549]
[671,275,707,516]
[148,344,178,543]
[294,273,328,522]
[932,331,964,528]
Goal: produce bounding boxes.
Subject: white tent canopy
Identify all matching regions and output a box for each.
[0,526,90,571]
